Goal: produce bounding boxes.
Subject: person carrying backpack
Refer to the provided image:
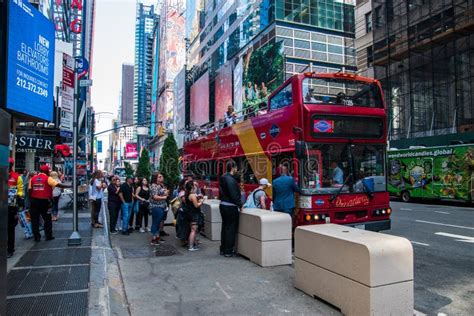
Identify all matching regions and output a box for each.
[244,178,271,210]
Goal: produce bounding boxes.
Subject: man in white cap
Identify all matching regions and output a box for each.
[254,178,271,210]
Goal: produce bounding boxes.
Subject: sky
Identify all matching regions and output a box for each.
[91,0,157,120]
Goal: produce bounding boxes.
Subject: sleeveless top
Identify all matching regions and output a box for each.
[138,186,150,200]
[185,195,201,214]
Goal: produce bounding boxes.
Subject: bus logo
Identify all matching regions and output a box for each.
[314,120,334,133]
[315,199,325,206]
[270,124,280,138]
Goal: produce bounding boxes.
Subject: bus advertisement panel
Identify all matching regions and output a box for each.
[388,145,474,203]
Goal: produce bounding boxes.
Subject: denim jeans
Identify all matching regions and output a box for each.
[150,207,165,237]
[121,202,133,231]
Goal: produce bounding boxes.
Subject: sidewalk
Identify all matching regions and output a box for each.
[6,205,93,315]
[110,224,341,316]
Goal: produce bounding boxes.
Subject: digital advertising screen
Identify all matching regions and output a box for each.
[125,143,138,159]
[6,0,55,121]
[242,41,284,112]
[190,71,209,127]
[214,62,233,122]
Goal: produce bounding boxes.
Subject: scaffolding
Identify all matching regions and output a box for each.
[370,0,474,141]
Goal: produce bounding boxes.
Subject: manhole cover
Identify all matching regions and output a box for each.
[120,247,155,258]
[154,244,179,257]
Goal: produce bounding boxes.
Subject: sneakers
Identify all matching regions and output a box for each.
[159,231,170,237]
[139,228,146,233]
[7,252,14,258]
[122,231,130,236]
[150,236,160,245]
[188,246,200,251]
[110,230,118,235]
[128,228,134,233]
[145,227,150,232]
[45,236,55,241]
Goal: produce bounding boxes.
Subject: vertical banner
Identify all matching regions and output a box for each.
[233,58,243,114]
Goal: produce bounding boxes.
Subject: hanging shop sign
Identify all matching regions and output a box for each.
[15,135,56,153]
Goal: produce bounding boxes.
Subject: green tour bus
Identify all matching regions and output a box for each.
[388,145,474,203]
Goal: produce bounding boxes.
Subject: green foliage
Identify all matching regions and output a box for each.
[159,133,180,189]
[136,148,151,180]
[124,162,134,177]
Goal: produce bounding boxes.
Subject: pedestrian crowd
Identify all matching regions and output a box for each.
[8,156,301,259]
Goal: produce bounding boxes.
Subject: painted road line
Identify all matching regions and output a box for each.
[413,310,427,316]
[400,208,413,211]
[415,220,474,230]
[435,232,474,243]
[410,241,430,247]
[434,211,450,214]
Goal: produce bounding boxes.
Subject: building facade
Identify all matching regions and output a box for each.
[134,2,157,128]
[120,64,134,125]
[185,0,357,133]
[356,0,474,145]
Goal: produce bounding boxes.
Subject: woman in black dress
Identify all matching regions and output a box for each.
[135,178,150,232]
[184,181,205,251]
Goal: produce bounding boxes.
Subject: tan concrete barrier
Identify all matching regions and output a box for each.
[237,209,292,267]
[201,200,221,241]
[294,224,413,316]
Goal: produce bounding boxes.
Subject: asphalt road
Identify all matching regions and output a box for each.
[387,200,474,315]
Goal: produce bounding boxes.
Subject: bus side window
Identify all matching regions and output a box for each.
[269,83,293,111]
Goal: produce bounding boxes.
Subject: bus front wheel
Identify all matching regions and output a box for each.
[401,191,411,203]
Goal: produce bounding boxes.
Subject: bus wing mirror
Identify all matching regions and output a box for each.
[296,141,305,159]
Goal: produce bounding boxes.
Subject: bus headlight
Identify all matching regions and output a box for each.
[305,214,312,222]
[313,214,320,221]
[299,196,312,209]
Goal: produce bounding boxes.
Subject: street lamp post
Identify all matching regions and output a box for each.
[68,61,82,246]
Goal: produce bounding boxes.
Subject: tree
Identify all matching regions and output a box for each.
[159,133,180,190]
[136,148,151,180]
[124,161,134,177]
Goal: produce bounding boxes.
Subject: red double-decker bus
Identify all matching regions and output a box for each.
[183,72,391,231]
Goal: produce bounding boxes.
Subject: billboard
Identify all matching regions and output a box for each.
[215,62,233,122]
[190,71,209,127]
[6,0,55,121]
[125,143,138,159]
[241,41,285,113]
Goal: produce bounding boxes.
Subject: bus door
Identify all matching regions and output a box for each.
[303,149,322,189]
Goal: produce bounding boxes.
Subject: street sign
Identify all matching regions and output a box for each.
[60,110,73,132]
[79,79,93,87]
[97,140,102,153]
[76,57,89,79]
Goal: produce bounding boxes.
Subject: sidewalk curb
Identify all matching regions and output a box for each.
[88,199,131,316]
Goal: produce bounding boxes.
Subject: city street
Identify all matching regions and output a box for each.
[388,201,474,315]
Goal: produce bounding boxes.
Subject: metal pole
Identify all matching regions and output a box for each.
[69,61,82,246]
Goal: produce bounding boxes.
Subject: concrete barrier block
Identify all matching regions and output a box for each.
[239,208,291,241]
[202,200,221,223]
[203,220,221,241]
[295,224,413,287]
[238,233,292,267]
[295,258,413,316]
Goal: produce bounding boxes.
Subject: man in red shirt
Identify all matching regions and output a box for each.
[29,164,70,241]
[8,158,20,257]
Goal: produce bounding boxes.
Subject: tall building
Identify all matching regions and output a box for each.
[120,64,134,125]
[185,0,357,130]
[134,2,157,128]
[355,0,474,146]
[149,0,185,165]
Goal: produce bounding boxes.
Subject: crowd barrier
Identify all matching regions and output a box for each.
[237,208,292,267]
[294,224,413,316]
[201,199,221,241]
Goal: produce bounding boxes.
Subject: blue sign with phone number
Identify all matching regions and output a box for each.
[6,0,55,121]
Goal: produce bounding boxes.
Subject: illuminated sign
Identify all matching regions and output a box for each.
[313,120,334,133]
[6,0,55,121]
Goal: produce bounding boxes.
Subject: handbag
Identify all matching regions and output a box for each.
[170,197,181,215]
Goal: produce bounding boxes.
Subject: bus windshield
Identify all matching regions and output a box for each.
[302,77,383,108]
[300,143,386,195]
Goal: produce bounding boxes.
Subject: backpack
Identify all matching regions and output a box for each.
[243,188,263,209]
